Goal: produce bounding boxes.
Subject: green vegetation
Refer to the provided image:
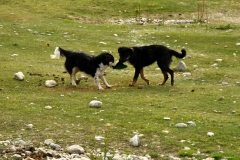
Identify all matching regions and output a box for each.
[0,0,240,159]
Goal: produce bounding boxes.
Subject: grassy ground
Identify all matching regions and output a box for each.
[0,0,240,159]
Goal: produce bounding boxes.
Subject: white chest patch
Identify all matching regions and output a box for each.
[96,63,108,75]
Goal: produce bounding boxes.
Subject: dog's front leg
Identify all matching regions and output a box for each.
[140,68,150,85]
[94,76,104,90]
[129,68,141,86]
[99,75,111,88]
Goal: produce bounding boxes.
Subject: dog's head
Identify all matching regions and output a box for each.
[118,47,134,63]
[100,52,115,67]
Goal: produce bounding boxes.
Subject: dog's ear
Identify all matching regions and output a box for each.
[105,54,113,61]
[118,47,123,53]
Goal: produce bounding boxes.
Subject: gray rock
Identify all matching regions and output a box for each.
[50,143,62,151]
[44,139,54,146]
[67,144,85,154]
[89,100,102,108]
[175,123,187,128]
[187,121,196,127]
[174,61,187,71]
[12,154,21,160]
[129,135,141,147]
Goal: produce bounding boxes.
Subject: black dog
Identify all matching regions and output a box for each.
[52,47,115,90]
[118,45,186,86]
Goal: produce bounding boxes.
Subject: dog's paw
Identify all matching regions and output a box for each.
[98,87,104,90]
[129,83,134,87]
[106,85,112,88]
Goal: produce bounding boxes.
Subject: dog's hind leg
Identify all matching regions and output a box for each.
[159,68,174,86]
[71,67,79,86]
[140,68,150,85]
[99,75,112,88]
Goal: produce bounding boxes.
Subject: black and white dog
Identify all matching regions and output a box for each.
[52,47,115,90]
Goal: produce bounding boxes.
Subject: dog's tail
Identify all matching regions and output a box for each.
[51,47,71,59]
[170,49,186,59]
[50,47,61,59]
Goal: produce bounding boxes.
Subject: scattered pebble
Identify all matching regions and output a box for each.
[89,100,102,108]
[215,59,223,62]
[45,80,57,87]
[174,61,187,71]
[175,123,187,128]
[207,132,214,137]
[129,135,141,147]
[14,72,25,81]
[182,72,191,76]
[45,106,52,110]
[67,144,85,154]
[164,117,171,120]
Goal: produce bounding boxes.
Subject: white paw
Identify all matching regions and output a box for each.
[106,85,112,88]
[98,87,104,90]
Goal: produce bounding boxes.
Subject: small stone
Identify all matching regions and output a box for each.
[215,59,223,62]
[174,61,187,71]
[207,132,214,137]
[95,136,104,141]
[67,145,85,154]
[50,143,62,151]
[175,123,187,128]
[164,117,170,120]
[26,124,33,129]
[12,154,21,160]
[182,72,191,76]
[14,72,25,81]
[45,106,52,110]
[45,80,57,87]
[44,139,54,146]
[236,43,240,46]
[130,135,141,147]
[89,100,102,108]
[187,121,196,127]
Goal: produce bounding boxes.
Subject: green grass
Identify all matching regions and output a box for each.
[1,0,240,159]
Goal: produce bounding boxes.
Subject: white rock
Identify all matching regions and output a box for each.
[12,154,21,160]
[67,144,85,154]
[89,100,102,108]
[44,139,54,146]
[26,124,33,129]
[95,136,104,141]
[193,65,198,69]
[182,72,191,76]
[236,43,240,46]
[216,59,223,62]
[14,72,25,80]
[45,106,52,110]
[45,80,57,87]
[130,135,141,147]
[187,121,196,127]
[211,63,218,67]
[207,132,214,137]
[164,117,171,120]
[174,61,187,71]
[222,82,228,85]
[99,41,107,45]
[175,123,187,128]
